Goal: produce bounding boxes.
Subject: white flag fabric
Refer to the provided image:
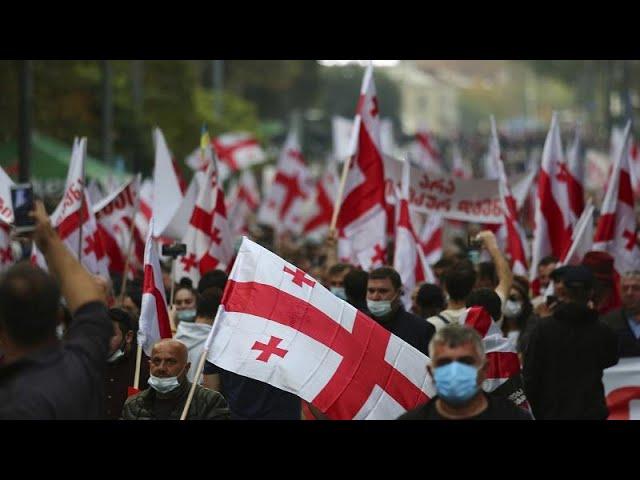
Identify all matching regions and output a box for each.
[257,129,313,234]
[138,218,172,357]
[560,202,594,266]
[152,128,184,238]
[630,139,640,199]
[135,178,153,242]
[594,122,640,275]
[93,175,143,275]
[530,113,573,294]
[0,222,13,272]
[205,237,436,420]
[336,63,388,270]
[451,143,472,179]
[0,165,14,224]
[419,212,443,267]
[332,115,355,160]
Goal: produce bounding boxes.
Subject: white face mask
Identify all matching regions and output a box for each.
[503,300,523,318]
[55,324,65,340]
[148,375,181,394]
[107,348,125,363]
[367,299,393,317]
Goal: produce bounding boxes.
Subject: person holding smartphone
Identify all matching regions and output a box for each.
[0,200,111,419]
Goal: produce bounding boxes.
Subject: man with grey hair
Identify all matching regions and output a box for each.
[602,271,640,357]
[398,324,531,420]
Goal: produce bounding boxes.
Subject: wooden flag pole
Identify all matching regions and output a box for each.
[180,346,209,420]
[328,154,353,234]
[119,189,141,304]
[133,343,143,390]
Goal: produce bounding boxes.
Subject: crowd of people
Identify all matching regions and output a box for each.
[0,198,638,421]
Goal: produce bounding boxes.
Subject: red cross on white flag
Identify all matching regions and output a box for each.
[302,158,339,239]
[204,236,436,420]
[530,113,574,295]
[336,63,388,270]
[175,165,234,285]
[593,122,640,275]
[257,129,313,235]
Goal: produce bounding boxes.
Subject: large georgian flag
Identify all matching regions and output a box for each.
[302,158,339,239]
[138,218,172,356]
[530,113,573,294]
[206,237,436,420]
[566,124,585,221]
[228,170,261,238]
[593,122,640,275]
[336,63,388,270]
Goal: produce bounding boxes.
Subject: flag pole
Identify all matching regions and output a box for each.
[78,138,87,262]
[133,343,143,390]
[180,305,221,420]
[119,185,141,304]
[328,154,353,234]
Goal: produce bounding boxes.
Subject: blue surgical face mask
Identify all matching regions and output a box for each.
[176,309,196,323]
[367,299,393,317]
[433,361,479,406]
[330,286,347,301]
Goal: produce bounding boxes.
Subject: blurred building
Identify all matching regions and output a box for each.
[388,61,460,137]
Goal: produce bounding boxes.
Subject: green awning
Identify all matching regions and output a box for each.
[0,133,128,182]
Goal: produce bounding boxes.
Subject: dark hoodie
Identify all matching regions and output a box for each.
[522,302,619,420]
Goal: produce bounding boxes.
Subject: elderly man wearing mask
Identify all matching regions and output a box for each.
[121,339,229,420]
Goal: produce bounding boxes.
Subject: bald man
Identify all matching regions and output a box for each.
[121,339,230,420]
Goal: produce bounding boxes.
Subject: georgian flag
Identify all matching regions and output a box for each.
[458,306,528,410]
[33,138,110,278]
[490,117,528,276]
[228,170,261,238]
[257,129,314,235]
[419,212,443,267]
[0,165,15,271]
[566,123,585,220]
[135,178,153,242]
[559,201,594,266]
[394,162,435,310]
[93,175,144,275]
[410,128,444,174]
[205,237,436,420]
[336,62,388,270]
[0,222,13,272]
[174,165,234,285]
[530,113,574,295]
[138,218,172,357]
[593,122,640,275]
[302,158,339,239]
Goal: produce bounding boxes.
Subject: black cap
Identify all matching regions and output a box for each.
[550,265,593,290]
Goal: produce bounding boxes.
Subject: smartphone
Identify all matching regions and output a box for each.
[467,234,482,264]
[10,183,35,233]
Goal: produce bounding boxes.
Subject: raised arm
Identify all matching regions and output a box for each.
[30,200,106,312]
[476,230,513,303]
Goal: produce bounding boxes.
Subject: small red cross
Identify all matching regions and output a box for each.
[555,163,571,183]
[180,253,199,272]
[286,148,304,163]
[371,244,387,265]
[252,336,288,363]
[283,266,316,288]
[211,227,222,245]
[83,233,98,256]
[623,229,636,251]
[370,97,379,117]
[267,199,277,209]
[0,247,11,263]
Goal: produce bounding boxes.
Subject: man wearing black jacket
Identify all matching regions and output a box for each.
[602,271,640,357]
[0,201,112,419]
[366,267,434,356]
[523,265,619,420]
